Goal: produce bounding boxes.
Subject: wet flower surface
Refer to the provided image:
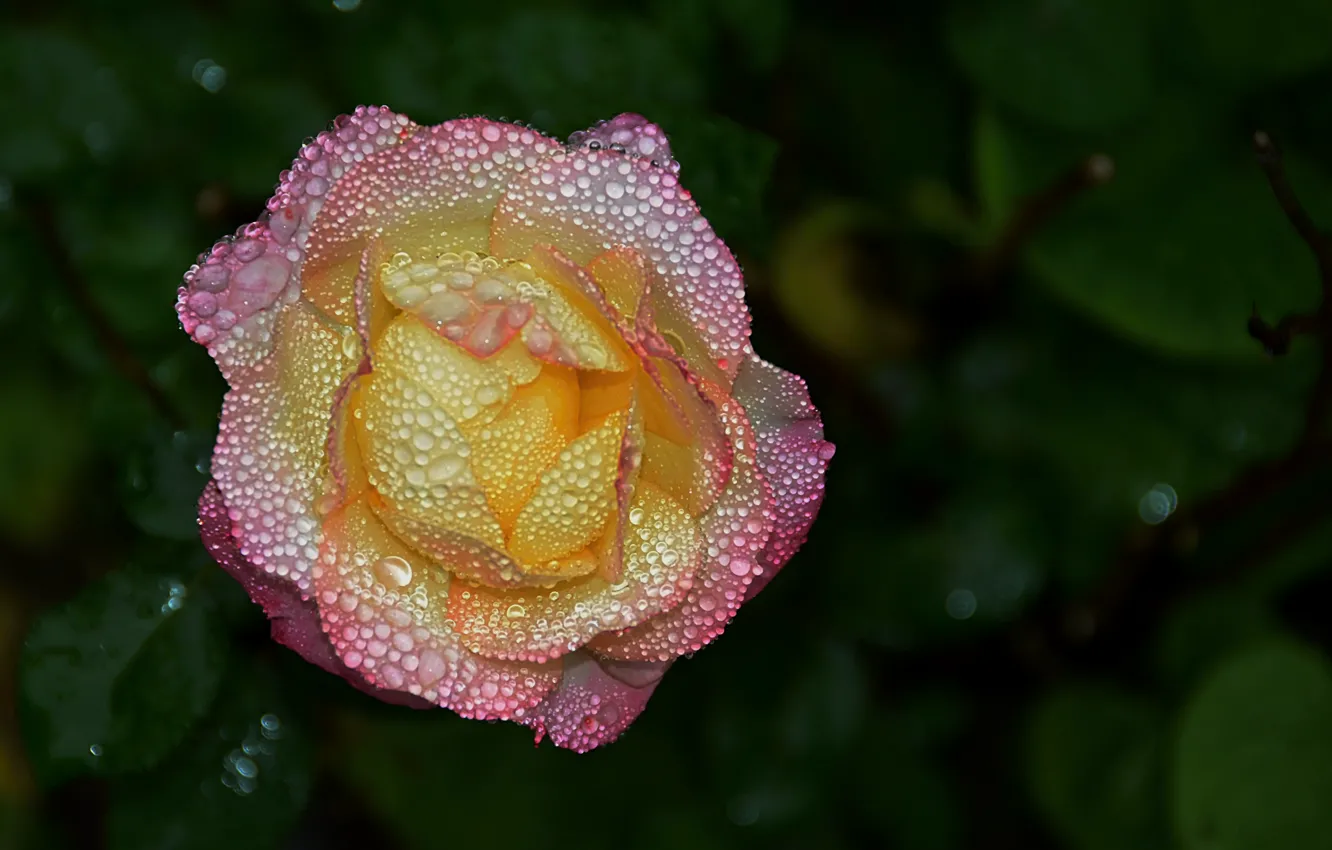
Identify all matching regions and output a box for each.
[180,108,832,751]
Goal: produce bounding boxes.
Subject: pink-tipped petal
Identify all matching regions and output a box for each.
[178,107,414,379]
[491,148,751,378]
[301,119,562,326]
[199,481,428,708]
[314,498,562,719]
[524,651,670,752]
[591,399,773,661]
[211,302,363,593]
[568,113,678,173]
[732,356,833,601]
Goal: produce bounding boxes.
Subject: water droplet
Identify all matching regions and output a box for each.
[89,743,103,757]
[373,555,413,587]
[506,603,527,619]
[192,59,227,93]
[945,588,977,620]
[1138,483,1177,525]
[332,0,362,9]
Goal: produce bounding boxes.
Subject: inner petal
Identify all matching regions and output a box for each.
[470,364,580,532]
[507,409,628,567]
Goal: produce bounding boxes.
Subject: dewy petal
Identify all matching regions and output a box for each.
[179,106,414,379]
[523,650,670,752]
[508,409,627,566]
[212,301,362,593]
[314,497,561,718]
[302,119,562,327]
[731,355,834,601]
[447,481,699,663]
[591,399,773,662]
[490,147,752,378]
[199,481,429,708]
[568,113,678,173]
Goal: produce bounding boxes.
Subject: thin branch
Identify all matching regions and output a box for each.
[24,193,185,429]
[1253,131,1332,281]
[970,153,1115,284]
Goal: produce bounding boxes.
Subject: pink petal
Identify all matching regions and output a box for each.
[198,481,428,708]
[568,113,678,172]
[732,356,834,601]
[523,651,671,752]
[178,106,413,379]
[490,147,752,378]
[301,118,562,327]
[590,399,773,661]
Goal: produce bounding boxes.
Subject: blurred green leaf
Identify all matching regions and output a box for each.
[947,0,1154,131]
[669,116,779,252]
[1027,685,1170,850]
[336,704,697,850]
[19,566,226,782]
[1174,640,1332,850]
[976,104,1327,360]
[0,28,133,178]
[1182,0,1332,87]
[1154,591,1279,690]
[123,427,213,541]
[106,662,312,850]
[0,376,89,547]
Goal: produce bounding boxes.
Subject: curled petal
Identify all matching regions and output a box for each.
[314,498,561,718]
[591,399,772,661]
[178,107,414,378]
[732,356,834,601]
[302,119,562,327]
[524,651,670,752]
[491,147,751,377]
[568,113,678,173]
[199,482,428,708]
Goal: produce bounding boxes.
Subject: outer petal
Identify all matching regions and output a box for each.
[732,356,834,601]
[178,106,414,379]
[198,481,428,708]
[490,147,751,377]
[212,301,363,593]
[591,399,773,662]
[523,651,671,752]
[313,497,561,719]
[301,119,562,326]
[568,113,678,173]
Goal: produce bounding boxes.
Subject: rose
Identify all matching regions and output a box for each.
[179,108,833,751]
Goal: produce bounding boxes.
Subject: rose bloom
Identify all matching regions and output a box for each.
[178,108,832,751]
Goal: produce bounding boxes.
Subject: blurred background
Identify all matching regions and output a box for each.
[4,0,1332,848]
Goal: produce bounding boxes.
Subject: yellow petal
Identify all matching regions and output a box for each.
[507,409,627,566]
[470,364,580,532]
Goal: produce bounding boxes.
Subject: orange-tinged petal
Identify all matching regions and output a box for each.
[212,301,361,592]
[637,359,732,516]
[585,246,648,322]
[448,481,699,662]
[302,119,561,326]
[578,369,634,432]
[507,410,627,566]
[314,497,561,717]
[521,246,634,372]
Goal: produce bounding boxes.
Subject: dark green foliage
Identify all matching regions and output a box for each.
[5,1,1332,848]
